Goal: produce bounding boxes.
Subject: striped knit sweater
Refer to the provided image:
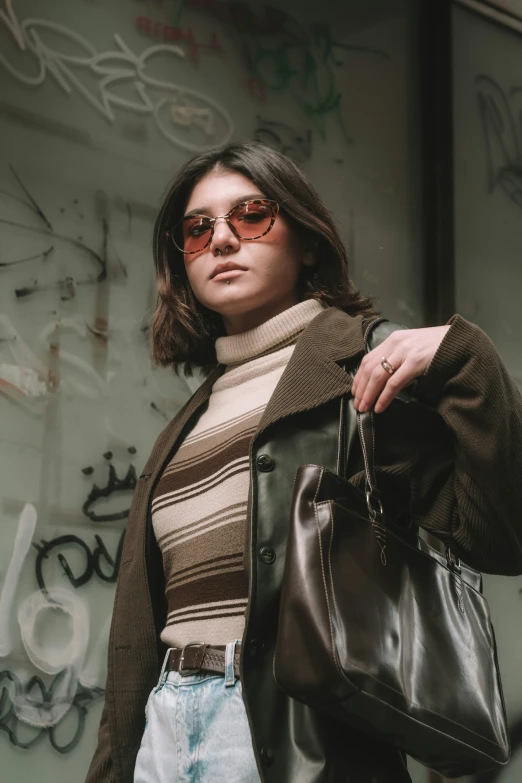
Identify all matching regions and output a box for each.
[152,298,326,647]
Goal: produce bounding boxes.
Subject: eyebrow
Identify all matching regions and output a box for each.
[183,192,266,219]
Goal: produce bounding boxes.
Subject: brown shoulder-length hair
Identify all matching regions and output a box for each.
[151,140,379,378]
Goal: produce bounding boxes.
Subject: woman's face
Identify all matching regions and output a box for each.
[181,167,315,335]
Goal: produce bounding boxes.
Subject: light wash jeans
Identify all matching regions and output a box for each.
[134,642,261,782]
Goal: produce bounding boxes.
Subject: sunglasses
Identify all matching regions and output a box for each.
[167,198,280,255]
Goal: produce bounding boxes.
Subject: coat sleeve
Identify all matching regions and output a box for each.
[84,700,117,783]
[412,314,522,575]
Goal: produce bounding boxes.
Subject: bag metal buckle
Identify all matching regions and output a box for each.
[446,548,461,574]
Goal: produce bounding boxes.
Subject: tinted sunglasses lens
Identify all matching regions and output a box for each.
[230,202,273,238]
[174,216,213,253]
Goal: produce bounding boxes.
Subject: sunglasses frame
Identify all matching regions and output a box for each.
[167,198,280,255]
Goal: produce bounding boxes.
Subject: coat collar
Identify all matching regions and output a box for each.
[143,307,367,480]
[256,306,366,436]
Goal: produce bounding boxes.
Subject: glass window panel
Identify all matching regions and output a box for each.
[453,7,522,783]
[0,1,421,778]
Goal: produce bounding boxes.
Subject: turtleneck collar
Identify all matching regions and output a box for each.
[215,299,327,367]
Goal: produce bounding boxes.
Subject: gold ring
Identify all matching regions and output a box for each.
[381,357,396,375]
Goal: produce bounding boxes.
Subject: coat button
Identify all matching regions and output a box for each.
[256,454,275,472]
[260,747,274,766]
[259,546,276,564]
[248,638,260,657]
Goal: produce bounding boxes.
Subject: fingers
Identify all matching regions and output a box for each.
[352,354,413,414]
[352,327,447,413]
[372,362,414,412]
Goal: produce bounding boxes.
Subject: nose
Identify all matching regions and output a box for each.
[210,216,240,256]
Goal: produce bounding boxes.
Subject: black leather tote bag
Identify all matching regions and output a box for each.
[274,321,510,777]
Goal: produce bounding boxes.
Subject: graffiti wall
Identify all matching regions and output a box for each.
[0,0,427,780]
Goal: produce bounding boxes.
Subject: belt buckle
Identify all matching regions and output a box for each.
[178,641,207,676]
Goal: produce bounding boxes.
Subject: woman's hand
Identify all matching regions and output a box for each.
[352,326,451,414]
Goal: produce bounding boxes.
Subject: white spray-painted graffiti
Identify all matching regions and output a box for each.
[0,0,234,151]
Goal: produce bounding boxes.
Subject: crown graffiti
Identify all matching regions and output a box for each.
[82,460,137,523]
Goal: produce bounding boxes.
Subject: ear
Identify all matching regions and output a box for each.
[302,248,316,268]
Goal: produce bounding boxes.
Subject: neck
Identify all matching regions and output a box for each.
[220,293,301,335]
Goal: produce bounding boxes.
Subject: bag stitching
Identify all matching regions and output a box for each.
[313,498,344,679]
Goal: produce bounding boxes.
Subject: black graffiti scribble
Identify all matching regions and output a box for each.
[2,166,105,281]
[13,216,127,299]
[0,669,104,753]
[82,461,138,523]
[150,400,170,421]
[476,74,522,208]
[32,531,125,595]
[1,167,126,298]
[0,245,54,268]
[255,115,312,161]
[8,164,53,230]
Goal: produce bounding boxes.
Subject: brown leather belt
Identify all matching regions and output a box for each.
[166,644,241,678]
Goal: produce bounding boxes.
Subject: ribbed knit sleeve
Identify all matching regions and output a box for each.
[412,314,522,574]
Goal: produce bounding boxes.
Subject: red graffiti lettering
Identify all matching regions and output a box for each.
[164,26,185,41]
[135,17,222,63]
[136,16,153,34]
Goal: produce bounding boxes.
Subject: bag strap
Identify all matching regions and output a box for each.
[339,317,389,522]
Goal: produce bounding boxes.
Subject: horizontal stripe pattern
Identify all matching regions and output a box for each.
[152,300,326,647]
[153,407,261,647]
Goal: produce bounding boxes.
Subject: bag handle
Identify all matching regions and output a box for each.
[341,318,462,573]
[337,317,389,564]
[339,317,388,523]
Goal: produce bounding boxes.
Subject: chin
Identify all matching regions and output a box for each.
[210,287,269,313]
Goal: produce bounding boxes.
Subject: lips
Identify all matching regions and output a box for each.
[210,261,247,279]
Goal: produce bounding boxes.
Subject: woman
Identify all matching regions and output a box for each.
[86,140,522,783]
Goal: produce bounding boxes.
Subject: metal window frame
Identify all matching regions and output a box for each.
[419,0,455,325]
[419,0,522,327]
